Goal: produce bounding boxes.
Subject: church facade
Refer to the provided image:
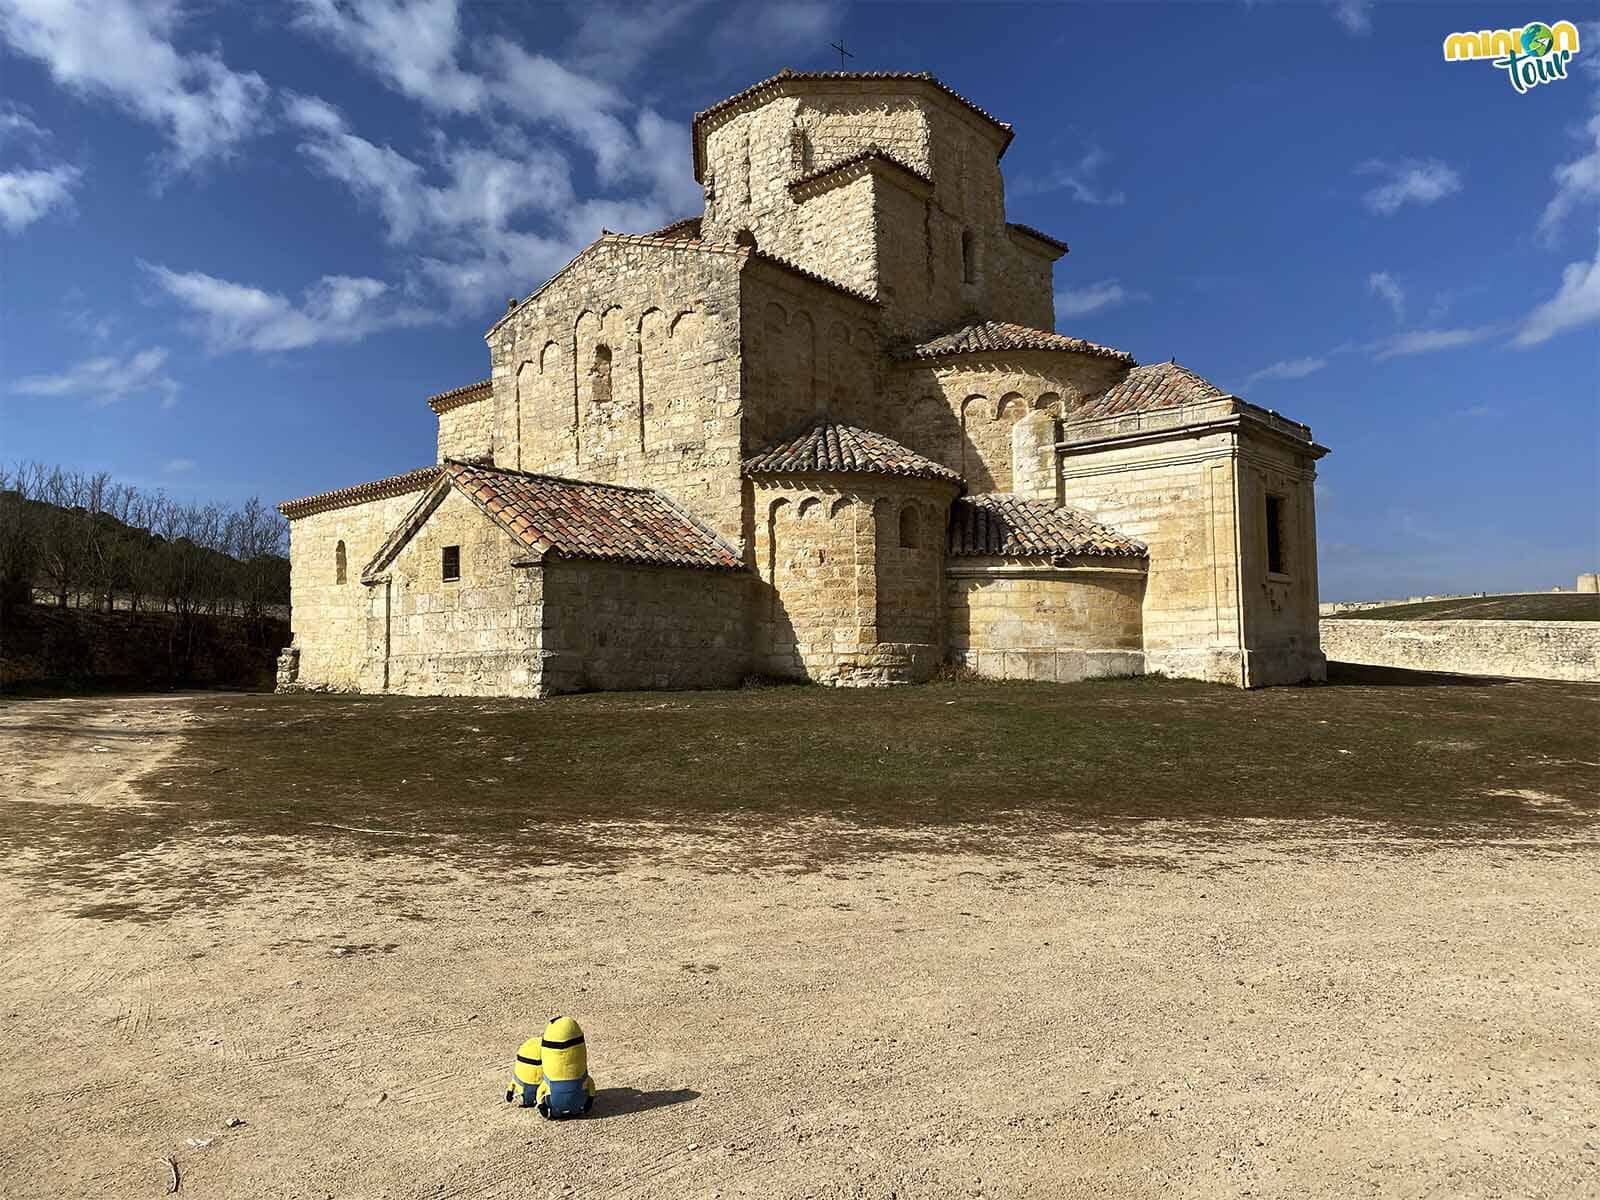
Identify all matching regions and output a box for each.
[277,70,1329,696]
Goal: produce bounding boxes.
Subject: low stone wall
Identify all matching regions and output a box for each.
[1320,618,1598,683]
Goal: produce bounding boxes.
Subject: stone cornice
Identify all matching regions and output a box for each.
[277,465,440,521]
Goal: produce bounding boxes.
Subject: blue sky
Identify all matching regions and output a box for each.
[1,0,1595,600]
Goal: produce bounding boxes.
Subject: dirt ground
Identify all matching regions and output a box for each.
[1,676,1597,1199]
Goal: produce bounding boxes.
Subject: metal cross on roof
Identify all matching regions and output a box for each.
[829,39,853,70]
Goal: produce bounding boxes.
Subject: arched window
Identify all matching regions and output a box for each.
[335,540,347,585]
[899,504,920,549]
[735,228,758,251]
[961,229,975,283]
[589,344,612,406]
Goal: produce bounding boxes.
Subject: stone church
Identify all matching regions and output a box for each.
[278,70,1329,696]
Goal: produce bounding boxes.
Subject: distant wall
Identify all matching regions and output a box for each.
[1320,618,1598,683]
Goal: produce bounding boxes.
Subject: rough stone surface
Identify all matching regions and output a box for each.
[278,69,1331,695]
[1320,618,1598,683]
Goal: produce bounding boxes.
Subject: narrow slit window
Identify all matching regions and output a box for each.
[961,229,975,283]
[442,544,461,582]
[335,539,347,585]
[899,505,920,549]
[1265,495,1286,576]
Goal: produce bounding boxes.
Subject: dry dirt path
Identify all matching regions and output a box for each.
[0,693,1596,1199]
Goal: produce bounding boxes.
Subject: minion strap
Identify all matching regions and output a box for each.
[516,1054,541,1066]
[541,1035,585,1050]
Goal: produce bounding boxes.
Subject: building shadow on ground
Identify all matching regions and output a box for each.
[1325,662,1512,688]
[590,1087,701,1119]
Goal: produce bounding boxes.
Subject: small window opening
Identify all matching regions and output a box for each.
[735,228,758,251]
[589,344,612,406]
[1265,495,1287,576]
[335,539,347,585]
[961,229,975,283]
[899,505,920,549]
[442,544,461,582]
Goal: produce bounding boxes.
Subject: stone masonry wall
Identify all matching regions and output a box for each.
[1236,431,1325,686]
[739,266,882,453]
[890,351,1129,494]
[1320,618,1598,683]
[699,84,1051,340]
[488,240,747,549]
[752,475,952,685]
[947,558,1147,682]
[1059,424,1246,684]
[436,396,494,462]
[541,559,752,693]
[285,487,432,690]
[361,487,543,696]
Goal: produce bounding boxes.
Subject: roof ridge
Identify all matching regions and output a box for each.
[443,458,663,496]
[278,464,440,519]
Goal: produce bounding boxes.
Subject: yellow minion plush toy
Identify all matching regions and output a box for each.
[535,1015,595,1119]
[505,1035,542,1107]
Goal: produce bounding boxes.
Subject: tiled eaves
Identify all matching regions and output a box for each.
[277,465,440,521]
[894,320,1136,365]
[692,69,1015,181]
[1006,222,1069,258]
[744,416,962,484]
[788,147,934,200]
[948,493,1148,560]
[426,379,492,415]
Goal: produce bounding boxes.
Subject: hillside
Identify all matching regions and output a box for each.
[1331,593,1600,622]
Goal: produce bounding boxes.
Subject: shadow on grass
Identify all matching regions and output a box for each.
[4,676,1597,921]
[1325,663,1514,688]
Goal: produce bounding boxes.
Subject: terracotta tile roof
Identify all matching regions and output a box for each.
[1076,360,1228,421]
[426,379,492,415]
[895,320,1136,365]
[1006,221,1069,255]
[278,465,440,520]
[442,460,743,571]
[692,69,1014,180]
[949,494,1146,559]
[744,416,961,484]
[649,216,703,240]
[789,146,933,195]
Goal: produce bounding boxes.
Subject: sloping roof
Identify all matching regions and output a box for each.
[491,231,876,337]
[426,379,492,415]
[895,320,1136,365]
[743,416,961,484]
[948,494,1146,559]
[692,69,1014,180]
[649,216,703,241]
[789,146,933,195]
[405,460,744,573]
[278,465,440,521]
[1076,360,1228,421]
[1006,222,1069,256]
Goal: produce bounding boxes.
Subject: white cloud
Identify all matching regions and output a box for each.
[1055,279,1147,318]
[1358,158,1462,215]
[145,264,432,352]
[0,0,269,169]
[0,102,47,146]
[1245,356,1329,385]
[163,457,196,473]
[1540,111,1600,244]
[1515,239,1600,346]
[10,346,179,406]
[291,0,484,114]
[1367,271,1405,321]
[1371,327,1493,360]
[1329,0,1372,36]
[1013,144,1126,206]
[0,164,81,233]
